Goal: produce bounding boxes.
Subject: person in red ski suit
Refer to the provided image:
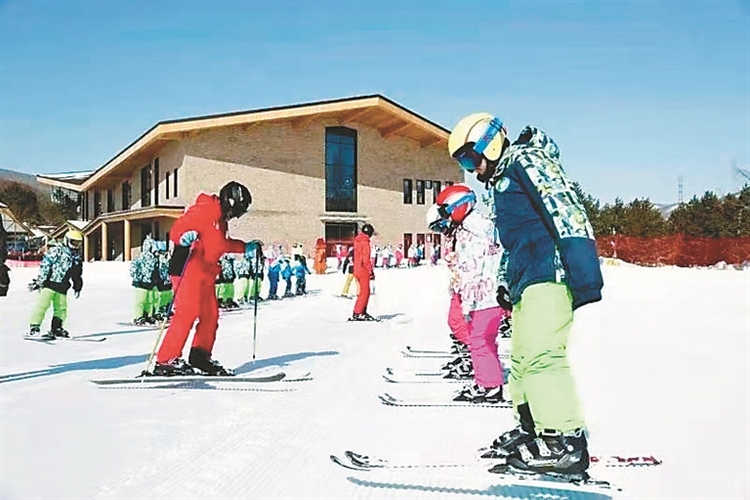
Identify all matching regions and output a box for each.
[350,223,377,321]
[154,181,259,376]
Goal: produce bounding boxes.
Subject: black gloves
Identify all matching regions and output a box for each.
[496,285,512,311]
[28,278,41,292]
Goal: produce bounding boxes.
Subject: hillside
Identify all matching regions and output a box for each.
[0,168,51,194]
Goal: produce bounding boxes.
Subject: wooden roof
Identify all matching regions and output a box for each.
[38,94,449,192]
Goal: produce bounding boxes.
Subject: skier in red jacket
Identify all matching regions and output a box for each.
[349,223,377,321]
[152,181,260,376]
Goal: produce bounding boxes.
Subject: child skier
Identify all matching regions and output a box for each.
[27,230,83,339]
[292,254,311,295]
[266,255,282,300]
[233,253,252,305]
[280,257,293,298]
[129,235,158,325]
[339,246,357,298]
[153,241,173,321]
[248,247,264,301]
[449,113,603,476]
[154,181,258,376]
[216,254,238,309]
[426,184,508,404]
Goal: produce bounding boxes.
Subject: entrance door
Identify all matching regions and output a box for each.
[325,223,358,257]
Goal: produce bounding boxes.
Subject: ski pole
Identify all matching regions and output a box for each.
[142,250,191,376]
[252,249,261,362]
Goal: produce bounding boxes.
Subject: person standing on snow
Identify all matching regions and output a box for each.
[0,217,10,297]
[153,181,261,376]
[26,230,83,339]
[349,223,376,321]
[129,235,158,325]
[426,184,508,404]
[448,113,602,476]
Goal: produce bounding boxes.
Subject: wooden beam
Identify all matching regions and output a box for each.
[380,121,411,139]
[420,136,444,148]
[339,108,372,124]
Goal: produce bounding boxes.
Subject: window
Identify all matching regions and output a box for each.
[403,179,413,204]
[93,190,102,217]
[325,223,358,257]
[122,181,131,210]
[165,171,170,200]
[107,188,115,213]
[141,164,152,207]
[325,127,357,212]
[153,158,160,206]
[416,180,425,205]
[82,191,89,220]
[432,181,442,203]
[173,168,178,198]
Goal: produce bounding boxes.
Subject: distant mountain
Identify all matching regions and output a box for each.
[653,202,681,219]
[0,168,51,194]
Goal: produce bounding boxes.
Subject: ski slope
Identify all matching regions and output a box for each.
[1,260,748,499]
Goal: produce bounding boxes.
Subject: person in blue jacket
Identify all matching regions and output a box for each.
[279,257,293,298]
[292,254,311,295]
[266,255,282,300]
[449,113,603,477]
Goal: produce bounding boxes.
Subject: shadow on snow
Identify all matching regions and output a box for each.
[233,350,338,375]
[0,354,147,384]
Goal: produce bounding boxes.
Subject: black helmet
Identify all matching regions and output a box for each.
[361,223,374,237]
[219,181,252,220]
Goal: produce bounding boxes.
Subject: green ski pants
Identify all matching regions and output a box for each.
[29,288,68,327]
[133,287,151,320]
[508,282,585,433]
[234,277,250,301]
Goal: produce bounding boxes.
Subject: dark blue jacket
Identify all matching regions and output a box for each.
[492,126,603,310]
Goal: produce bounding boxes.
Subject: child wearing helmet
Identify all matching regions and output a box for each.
[426,184,509,404]
[153,181,257,376]
[26,229,84,339]
[449,114,603,476]
[129,235,159,325]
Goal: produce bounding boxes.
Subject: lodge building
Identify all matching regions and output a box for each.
[37,94,462,261]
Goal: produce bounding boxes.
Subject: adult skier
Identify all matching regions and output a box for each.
[426,184,508,404]
[448,113,603,476]
[27,230,84,339]
[153,181,260,376]
[349,223,376,321]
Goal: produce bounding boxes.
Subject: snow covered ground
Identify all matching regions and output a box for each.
[1,260,748,500]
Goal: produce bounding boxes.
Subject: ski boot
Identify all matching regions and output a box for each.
[50,317,70,338]
[188,347,234,376]
[133,316,151,326]
[349,312,378,322]
[27,325,43,337]
[498,316,512,338]
[442,358,474,379]
[148,358,195,377]
[481,402,536,459]
[500,428,589,476]
[453,383,505,404]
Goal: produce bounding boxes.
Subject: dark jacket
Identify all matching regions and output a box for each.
[492,126,603,310]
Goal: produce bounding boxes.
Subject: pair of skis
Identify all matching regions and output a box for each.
[90,370,312,391]
[331,449,661,494]
[24,335,107,343]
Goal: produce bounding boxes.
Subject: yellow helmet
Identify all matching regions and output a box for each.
[64,229,83,251]
[448,112,507,171]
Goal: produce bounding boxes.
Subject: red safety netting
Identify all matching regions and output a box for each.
[596,235,750,267]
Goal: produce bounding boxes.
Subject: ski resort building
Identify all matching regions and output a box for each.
[37,95,461,261]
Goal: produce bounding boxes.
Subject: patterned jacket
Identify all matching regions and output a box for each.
[37,244,83,294]
[491,126,603,310]
[130,237,158,290]
[233,256,252,279]
[216,255,236,284]
[445,210,504,316]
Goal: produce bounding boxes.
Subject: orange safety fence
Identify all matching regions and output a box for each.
[596,235,750,267]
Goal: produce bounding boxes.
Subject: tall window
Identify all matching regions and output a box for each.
[416,180,425,205]
[141,164,152,207]
[173,168,178,198]
[153,158,160,205]
[122,181,131,210]
[325,127,357,212]
[403,179,413,204]
[82,191,89,220]
[165,171,170,200]
[432,181,442,202]
[107,188,115,213]
[93,190,102,217]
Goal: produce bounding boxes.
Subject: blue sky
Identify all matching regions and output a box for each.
[1,0,748,204]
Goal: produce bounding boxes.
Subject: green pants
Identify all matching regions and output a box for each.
[249,277,262,298]
[234,277,250,301]
[133,287,151,320]
[508,282,585,433]
[158,289,173,310]
[216,283,234,300]
[29,288,68,327]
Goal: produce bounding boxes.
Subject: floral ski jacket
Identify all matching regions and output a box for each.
[445,210,504,316]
